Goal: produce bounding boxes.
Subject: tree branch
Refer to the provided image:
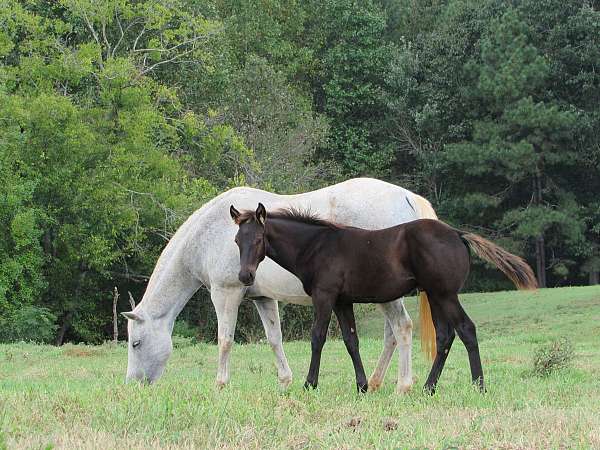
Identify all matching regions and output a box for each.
[82,11,103,68]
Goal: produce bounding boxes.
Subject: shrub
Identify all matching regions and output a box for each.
[172,320,199,348]
[173,320,198,340]
[0,306,57,343]
[532,337,574,377]
[280,304,314,340]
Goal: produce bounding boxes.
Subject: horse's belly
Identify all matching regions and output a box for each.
[248,258,313,306]
[342,271,416,304]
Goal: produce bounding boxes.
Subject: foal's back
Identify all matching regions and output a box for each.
[313,219,470,303]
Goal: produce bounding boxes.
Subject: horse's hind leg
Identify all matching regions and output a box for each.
[423,299,456,394]
[334,303,368,393]
[210,286,244,388]
[377,300,414,394]
[368,317,396,392]
[253,297,293,388]
[443,298,484,391]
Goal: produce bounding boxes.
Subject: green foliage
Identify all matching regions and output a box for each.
[386,0,599,289]
[0,306,57,343]
[306,0,395,175]
[221,55,333,192]
[1,0,598,343]
[0,0,252,343]
[532,337,575,377]
[280,304,314,341]
[173,320,199,340]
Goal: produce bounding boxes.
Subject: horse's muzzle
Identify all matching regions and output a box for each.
[239,271,255,286]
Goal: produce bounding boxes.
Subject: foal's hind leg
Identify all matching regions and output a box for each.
[443,298,484,391]
[334,303,368,393]
[423,294,484,393]
[423,300,455,394]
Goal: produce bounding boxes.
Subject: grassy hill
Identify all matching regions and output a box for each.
[1,286,600,449]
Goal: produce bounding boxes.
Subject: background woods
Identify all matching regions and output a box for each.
[1,0,598,344]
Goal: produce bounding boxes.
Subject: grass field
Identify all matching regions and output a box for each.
[2,286,600,449]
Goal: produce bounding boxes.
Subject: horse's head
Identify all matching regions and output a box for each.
[230,203,267,286]
[122,309,173,384]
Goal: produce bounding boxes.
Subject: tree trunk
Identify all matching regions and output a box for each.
[55,265,88,346]
[55,311,73,346]
[535,235,547,288]
[533,171,547,288]
[113,287,120,343]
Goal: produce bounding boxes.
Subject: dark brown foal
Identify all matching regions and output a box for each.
[230,203,536,393]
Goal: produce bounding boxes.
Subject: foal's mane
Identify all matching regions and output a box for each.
[238,206,343,230]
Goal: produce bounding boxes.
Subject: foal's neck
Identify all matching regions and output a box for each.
[265,218,330,276]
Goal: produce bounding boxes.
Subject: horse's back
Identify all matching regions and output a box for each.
[171,179,427,303]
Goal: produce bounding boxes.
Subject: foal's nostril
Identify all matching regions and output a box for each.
[239,271,255,285]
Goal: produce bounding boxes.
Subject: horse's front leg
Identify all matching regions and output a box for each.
[379,300,414,394]
[368,307,398,391]
[304,290,334,390]
[210,286,244,388]
[334,303,368,393]
[253,297,293,388]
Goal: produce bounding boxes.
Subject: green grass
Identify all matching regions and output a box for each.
[2,286,600,449]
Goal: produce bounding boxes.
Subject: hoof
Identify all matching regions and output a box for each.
[395,383,412,394]
[368,377,382,392]
[423,384,436,396]
[215,380,227,390]
[278,376,293,389]
[303,380,317,390]
[357,382,368,394]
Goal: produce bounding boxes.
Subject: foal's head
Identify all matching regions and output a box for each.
[230,203,267,286]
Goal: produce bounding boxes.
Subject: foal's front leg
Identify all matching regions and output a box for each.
[334,303,368,393]
[304,290,334,390]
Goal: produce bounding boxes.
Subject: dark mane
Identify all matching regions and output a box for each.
[237,206,343,229]
[272,207,343,229]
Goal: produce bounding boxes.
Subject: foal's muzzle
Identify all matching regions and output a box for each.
[239,270,255,286]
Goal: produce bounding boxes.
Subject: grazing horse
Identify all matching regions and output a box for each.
[121,178,438,390]
[230,203,537,393]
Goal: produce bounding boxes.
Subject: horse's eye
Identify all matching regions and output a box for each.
[132,340,141,348]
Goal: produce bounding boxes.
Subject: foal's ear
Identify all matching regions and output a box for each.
[230,205,241,223]
[256,203,266,226]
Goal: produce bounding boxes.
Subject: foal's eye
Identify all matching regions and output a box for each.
[132,340,141,349]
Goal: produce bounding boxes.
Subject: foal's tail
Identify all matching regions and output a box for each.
[459,232,538,291]
[411,194,438,361]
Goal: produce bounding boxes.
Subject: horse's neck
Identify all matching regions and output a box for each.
[265,218,327,278]
[138,255,201,324]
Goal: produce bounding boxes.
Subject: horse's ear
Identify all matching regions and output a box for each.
[256,203,266,226]
[121,311,143,322]
[230,205,241,223]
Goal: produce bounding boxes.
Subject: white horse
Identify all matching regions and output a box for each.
[122,178,437,392]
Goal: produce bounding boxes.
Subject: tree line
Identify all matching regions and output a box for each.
[1,0,598,344]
